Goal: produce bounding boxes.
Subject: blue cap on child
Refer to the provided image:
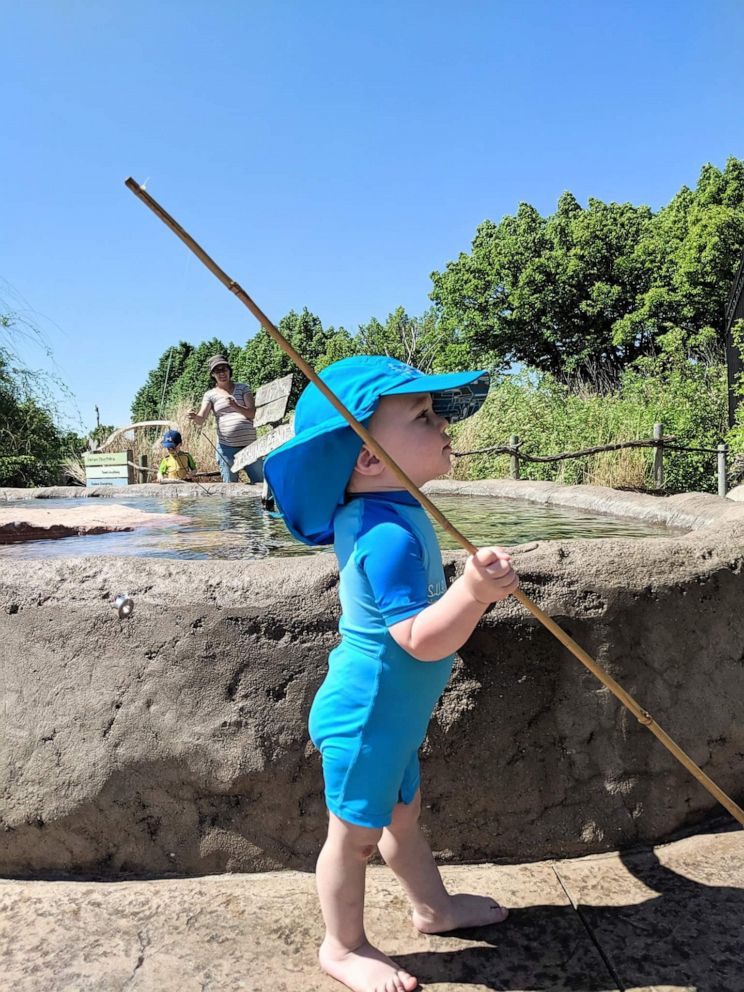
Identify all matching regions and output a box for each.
[264,356,490,546]
[162,429,182,449]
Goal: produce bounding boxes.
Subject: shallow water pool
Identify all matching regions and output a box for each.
[0,493,683,561]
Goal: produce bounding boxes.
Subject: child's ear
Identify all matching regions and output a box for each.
[354,445,383,476]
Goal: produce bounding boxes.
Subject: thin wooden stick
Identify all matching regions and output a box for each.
[124,177,744,828]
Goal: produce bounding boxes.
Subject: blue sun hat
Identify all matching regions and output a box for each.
[264,356,490,546]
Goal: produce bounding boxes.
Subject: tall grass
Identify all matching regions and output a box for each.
[450,361,727,494]
[63,362,726,495]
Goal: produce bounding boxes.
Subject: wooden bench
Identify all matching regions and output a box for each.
[231,373,294,473]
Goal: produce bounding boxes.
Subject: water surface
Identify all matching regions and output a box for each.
[0,493,681,561]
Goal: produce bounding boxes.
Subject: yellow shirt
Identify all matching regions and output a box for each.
[158,450,196,479]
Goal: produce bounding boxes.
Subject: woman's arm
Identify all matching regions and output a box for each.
[228,385,256,420]
[188,394,212,425]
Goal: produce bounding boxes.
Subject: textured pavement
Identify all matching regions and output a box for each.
[1,828,742,992]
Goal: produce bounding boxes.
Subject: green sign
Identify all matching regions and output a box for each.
[83,450,131,467]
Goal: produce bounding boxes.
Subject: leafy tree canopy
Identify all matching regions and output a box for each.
[130,341,194,422]
[131,304,464,419]
[430,157,744,383]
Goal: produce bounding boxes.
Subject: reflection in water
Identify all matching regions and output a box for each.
[0,493,684,562]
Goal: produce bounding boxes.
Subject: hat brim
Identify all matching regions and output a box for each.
[383,369,490,424]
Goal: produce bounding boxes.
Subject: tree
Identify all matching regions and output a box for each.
[235,309,338,407]
[430,158,744,383]
[130,341,194,421]
[316,327,357,371]
[356,307,458,371]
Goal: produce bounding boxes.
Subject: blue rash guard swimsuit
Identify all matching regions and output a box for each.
[309,491,454,828]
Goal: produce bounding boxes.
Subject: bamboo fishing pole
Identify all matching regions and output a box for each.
[124,177,744,828]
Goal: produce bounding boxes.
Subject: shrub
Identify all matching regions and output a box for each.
[450,354,727,494]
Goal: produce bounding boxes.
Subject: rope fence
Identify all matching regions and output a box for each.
[454,422,729,496]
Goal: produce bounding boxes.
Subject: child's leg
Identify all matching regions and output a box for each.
[378,791,508,933]
[316,811,418,992]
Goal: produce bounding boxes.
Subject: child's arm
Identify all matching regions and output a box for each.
[389,547,517,661]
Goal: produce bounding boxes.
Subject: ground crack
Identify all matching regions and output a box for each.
[552,865,625,991]
[123,929,151,988]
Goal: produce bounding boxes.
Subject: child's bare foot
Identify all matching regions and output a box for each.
[319,937,418,992]
[412,893,508,933]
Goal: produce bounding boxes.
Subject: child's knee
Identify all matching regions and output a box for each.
[328,814,382,859]
[345,829,382,862]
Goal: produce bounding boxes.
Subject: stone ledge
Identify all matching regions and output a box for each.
[424,478,744,532]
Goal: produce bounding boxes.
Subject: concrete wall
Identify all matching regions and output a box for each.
[1,483,743,878]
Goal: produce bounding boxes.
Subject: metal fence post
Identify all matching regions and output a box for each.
[138,454,148,484]
[653,423,664,489]
[509,435,520,480]
[718,444,728,498]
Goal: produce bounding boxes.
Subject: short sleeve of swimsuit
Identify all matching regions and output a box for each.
[355,515,430,627]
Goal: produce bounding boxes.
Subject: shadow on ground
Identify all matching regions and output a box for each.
[394,842,743,991]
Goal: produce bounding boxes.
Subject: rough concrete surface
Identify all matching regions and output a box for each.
[1,484,744,878]
[0,828,741,991]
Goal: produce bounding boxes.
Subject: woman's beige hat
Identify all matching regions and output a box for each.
[208,354,231,374]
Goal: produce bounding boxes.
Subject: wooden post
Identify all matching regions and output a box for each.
[718,444,728,498]
[653,423,664,489]
[138,454,148,484]
[509,435,520,480]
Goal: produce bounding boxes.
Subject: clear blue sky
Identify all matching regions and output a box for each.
[3,0,743,432]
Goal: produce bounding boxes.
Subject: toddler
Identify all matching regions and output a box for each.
[265,356,518,992]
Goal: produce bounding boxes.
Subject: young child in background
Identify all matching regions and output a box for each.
[156,429,197,483]
[265,356,519,992]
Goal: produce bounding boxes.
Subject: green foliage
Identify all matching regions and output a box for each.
[451,351,727,494]
[0,348,81,487]
[168,337,230,407]
[130,341,194,421]
[88,423,116,447]
[239,309,337,407]
[126,158,741,495]
[431,157,744,383]
[315,327,358,371]
[619,350,727,492]
[356,307,458,372]
[134,307,461,418]
[724,319,744,454]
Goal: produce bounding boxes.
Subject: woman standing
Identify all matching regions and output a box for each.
[188,355,264,483]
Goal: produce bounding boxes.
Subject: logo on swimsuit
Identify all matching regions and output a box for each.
[427,580,446,601]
